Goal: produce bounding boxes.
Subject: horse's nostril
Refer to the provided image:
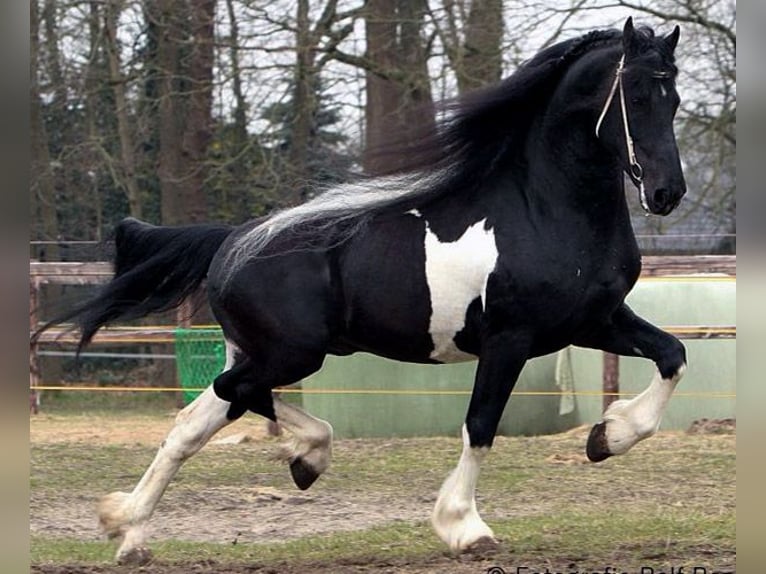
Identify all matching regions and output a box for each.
[653,188,669,207]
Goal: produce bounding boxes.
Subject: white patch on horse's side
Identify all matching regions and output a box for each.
[423,218,498,362]
[407,209,422,217]
[659,83,668,97]
[431,424,495,552]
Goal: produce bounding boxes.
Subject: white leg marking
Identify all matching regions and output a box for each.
[424,219,498,362]
[602,363,686,455]
[98,341,240,563]
[432,424,495,552]
[274,397,333,476]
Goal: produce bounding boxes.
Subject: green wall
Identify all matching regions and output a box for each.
[569,277,736,431]
[301,277,735,438]
[302,352,574,438]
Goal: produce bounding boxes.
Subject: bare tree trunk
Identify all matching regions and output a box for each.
[182,0,216,223]
[397,0,435,129]
[41,0,79,240]
[155,0,184,225]
[286,0,316,205]
[363,0,434,174]
[42,0,67,115]
[30,0,59,259]
[153,0,213,225]
[224,0,251,220]
[104,0,143,218]
[433,0,504,95]
[85,1,103,238]
[459,0,504,93]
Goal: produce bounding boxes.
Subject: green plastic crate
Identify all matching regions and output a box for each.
[175,327,225,405]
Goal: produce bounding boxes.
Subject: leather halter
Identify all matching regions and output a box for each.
[595,55,649,212]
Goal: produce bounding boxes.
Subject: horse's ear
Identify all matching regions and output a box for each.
[663,25,680,52]
[622,17,639,58]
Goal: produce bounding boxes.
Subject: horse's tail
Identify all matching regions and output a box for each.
[33,217,234,351]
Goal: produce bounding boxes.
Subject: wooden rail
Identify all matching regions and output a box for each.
[29,260,192,397]
[30,261,113,284]
[29,256,736,414]
[30,255,737,283]
[640,255,735,276]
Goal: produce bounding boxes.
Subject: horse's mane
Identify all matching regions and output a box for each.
[381,29,623,179]
[221,28,633,282]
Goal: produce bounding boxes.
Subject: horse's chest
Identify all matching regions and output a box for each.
[422,218,498,362]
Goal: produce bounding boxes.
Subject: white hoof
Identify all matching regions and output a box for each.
[432,499,496,553]
[116,544,152,566]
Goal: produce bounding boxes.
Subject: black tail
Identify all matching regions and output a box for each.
[33,217,234,351]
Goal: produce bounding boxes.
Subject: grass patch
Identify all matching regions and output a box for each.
[30,413,735,571]
[31,511,734,568]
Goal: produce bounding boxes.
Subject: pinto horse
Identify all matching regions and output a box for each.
[38,18,687,564]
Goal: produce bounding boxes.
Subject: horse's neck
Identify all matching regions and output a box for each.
[522,117,633,232]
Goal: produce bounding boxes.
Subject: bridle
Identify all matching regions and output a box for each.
[595,54,649,212]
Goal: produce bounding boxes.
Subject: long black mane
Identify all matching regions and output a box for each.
[387,29,623,186]
[222,27,646,282]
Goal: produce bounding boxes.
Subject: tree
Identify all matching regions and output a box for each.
[432,0,505,94]
[104,0,142,219]
[30,0,60,259]
[363,0,435,174]
[148,0,215,226]
[261,75,350,190]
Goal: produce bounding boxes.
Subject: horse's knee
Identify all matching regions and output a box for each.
[657,337,686,380]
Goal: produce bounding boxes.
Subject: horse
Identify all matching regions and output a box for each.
[36,17,687,564]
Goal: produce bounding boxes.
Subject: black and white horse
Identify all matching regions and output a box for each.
[39,18,688,564]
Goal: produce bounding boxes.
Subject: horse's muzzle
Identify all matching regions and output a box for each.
[645,184,685,216]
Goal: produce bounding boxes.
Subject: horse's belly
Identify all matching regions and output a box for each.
[423,218,498,363]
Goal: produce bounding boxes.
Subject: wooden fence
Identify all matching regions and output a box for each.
[29,256,736,413]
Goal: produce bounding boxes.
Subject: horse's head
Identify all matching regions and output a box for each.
[596,17,686,215]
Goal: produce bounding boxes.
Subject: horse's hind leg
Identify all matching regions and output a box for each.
[212,342,332,490]
[273,396,333,490]
[98,340,244,565]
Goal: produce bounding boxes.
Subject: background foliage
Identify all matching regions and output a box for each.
[29,0,736,257]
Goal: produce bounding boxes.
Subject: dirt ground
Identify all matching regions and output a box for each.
[31,412,443,546]
[30,414,736,574]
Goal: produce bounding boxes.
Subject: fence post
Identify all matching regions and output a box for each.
[602,352,619,413]
[29,277,41,414]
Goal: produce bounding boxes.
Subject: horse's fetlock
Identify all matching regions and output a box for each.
[98,491,133,536]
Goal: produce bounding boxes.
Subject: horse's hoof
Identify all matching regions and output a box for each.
[465,536,499,555]
[586,421,613,462]
[289,457,320,490]
[116,546,153,566]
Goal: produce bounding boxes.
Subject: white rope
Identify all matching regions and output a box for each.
[595,54,649,212]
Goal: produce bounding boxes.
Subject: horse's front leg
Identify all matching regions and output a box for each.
[432,331,529,553]
[574,303,687,462]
